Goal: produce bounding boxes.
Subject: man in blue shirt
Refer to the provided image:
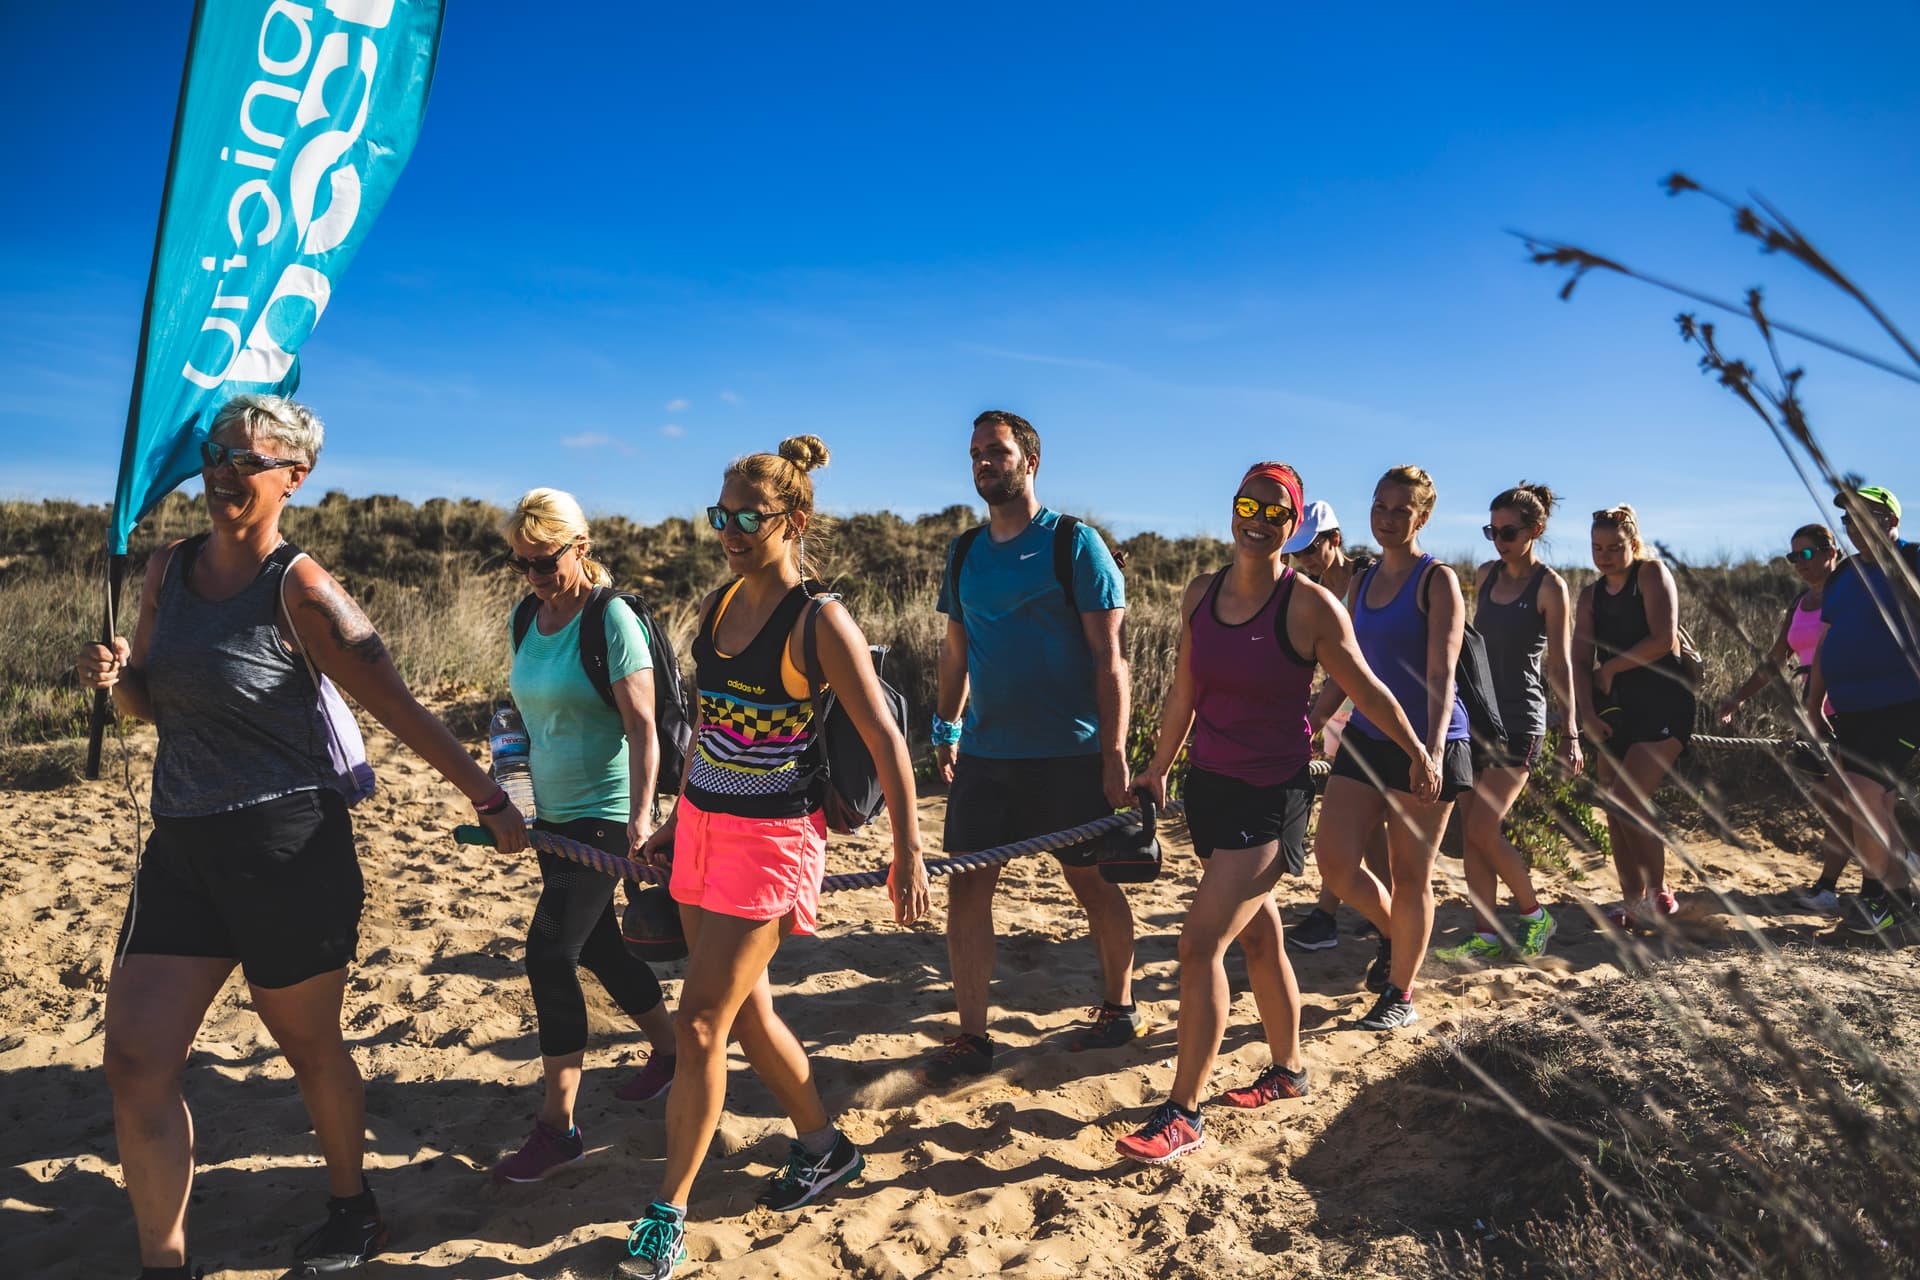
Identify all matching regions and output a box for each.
[920,410,1136,1086]
[1809,484,1920,938]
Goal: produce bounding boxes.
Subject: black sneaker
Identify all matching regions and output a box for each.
[918,1033,994,1087]
[292,1191,388,1274]
[1844,891,1904,937]
[1364,938,1393,993]
[1357,985,1421,1031]
[756,1132,864,1210]
[1065,1004,1143,1052]
[1286,908,1340,952]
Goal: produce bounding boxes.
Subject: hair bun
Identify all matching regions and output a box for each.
[778,435,830,473]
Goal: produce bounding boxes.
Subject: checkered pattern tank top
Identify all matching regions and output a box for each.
[684,580,825,818]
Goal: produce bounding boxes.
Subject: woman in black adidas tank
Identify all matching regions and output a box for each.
[1436,483,1577,964]
[1575,503,1695,929]
[490,487,678,1187]
[76,395,527,1279]
[611,437,930,1280]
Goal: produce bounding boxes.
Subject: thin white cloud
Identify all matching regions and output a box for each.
[664,397,690,412]
[562,432,613,449]
[959,342,1128,373]
[718,390,742,405]
[660,423,686,438]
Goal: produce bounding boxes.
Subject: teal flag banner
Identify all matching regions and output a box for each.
[109,0,445,554]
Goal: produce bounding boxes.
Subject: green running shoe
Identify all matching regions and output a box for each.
[614,1203,687,1279]
[1435,933,1506,962]
[1515,910,1558,957]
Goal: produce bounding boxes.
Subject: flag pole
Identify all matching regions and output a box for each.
[85,0,206,782]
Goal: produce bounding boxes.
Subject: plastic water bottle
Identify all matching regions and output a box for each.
[488,702,536,820]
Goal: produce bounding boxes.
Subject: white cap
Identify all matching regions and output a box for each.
[1281,499,1338,555]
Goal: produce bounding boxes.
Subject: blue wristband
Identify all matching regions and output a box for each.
[930,715,963,747]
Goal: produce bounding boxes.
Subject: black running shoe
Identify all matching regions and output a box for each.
[1357,985,1421,1031]
[1286,908,1339,952]
[757,1133,864,1211]
[918,1033,994,1087]
[1065,1004,1143,1052]
[1364,938,1393,993]
[293,1192,387,1274]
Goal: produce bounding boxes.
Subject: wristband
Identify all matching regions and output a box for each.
[930,715,963,747]
[475,786,510,816]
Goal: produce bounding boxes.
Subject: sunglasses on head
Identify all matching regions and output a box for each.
[200,439,302,475]
[1483,523,1528,544]
[707,505,791,535]
[1233,495,1295,526]
[508,546,573,575]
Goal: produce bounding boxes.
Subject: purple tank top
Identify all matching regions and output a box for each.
[1349,555,1470,744]
[1187,569,1315,785]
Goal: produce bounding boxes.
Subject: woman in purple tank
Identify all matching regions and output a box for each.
[1118,463,1430,1164]
[1313,465,1472,1033]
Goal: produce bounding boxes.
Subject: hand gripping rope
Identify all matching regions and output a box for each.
[451,739,1805,894]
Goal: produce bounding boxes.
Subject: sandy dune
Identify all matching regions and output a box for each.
[2,715,1853,1278]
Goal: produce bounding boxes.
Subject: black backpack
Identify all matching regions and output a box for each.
[801,594,910,834]
[943,514,1111,628]
[512,588,695,793]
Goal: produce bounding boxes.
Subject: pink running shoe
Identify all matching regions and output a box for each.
[1116,1102,1204,1164]
[616,1049,676,1103]
[1653,889,1681,918]
[493,1120,585,1183]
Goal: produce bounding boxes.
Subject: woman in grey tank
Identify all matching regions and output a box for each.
[77,395,528,1280]
[1436,483,1580,964]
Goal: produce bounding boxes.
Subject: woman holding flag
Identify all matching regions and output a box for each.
[78,395,528,1279]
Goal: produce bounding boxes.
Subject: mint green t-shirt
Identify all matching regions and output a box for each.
[509,598,653,823]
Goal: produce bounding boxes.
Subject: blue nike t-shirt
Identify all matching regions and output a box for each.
[1820,542,1920,713]
[936,508,1126,759]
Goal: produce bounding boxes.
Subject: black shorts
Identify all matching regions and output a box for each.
[118,789,362,989]
[1330,733,1475,801]
[944,753,1112,867]
[1182,765,1315,876]
[1832,699,1920,791]
[1477,730,1543,772]
[1594,674,1695,756]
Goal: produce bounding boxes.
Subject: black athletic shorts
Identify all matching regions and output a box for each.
[1477,730,1543,772]
[1832,698,1920,791]
[118,789,362,989]
[1182,765,1316,876]
[944,752,1112,868]
[1593,673,1695,757]
[1330,732,1475,801]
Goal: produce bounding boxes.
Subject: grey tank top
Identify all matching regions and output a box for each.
[146,536,336,817]
[1475,564,1549,738]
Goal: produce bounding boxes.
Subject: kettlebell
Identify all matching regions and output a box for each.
[1098,787,1163,885]
[621,875,687,962]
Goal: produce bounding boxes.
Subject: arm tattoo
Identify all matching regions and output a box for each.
[295,575,390,665]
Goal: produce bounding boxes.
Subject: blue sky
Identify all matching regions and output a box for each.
[3,2,1917,562]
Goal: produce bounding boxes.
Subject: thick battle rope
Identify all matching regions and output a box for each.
[451,740,1795,893]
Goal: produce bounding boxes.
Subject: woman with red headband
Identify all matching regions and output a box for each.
[1119,462,1431,1163]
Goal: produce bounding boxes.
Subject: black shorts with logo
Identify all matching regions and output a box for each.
[944,753,1113,868]
[118,788,362,989]
[1832,698,1920,791]
[1330,732,1475,802]
[1182,765,1316,876]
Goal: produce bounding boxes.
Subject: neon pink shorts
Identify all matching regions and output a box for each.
[669,798,829,935]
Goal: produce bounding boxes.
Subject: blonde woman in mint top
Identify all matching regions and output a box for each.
[76,395,527,1279]
[492,488,677,1186]
[1117,463,1430,1164]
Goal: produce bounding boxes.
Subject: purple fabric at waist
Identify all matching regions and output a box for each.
[1187,570,1315,785]
[1348,555,1469,744]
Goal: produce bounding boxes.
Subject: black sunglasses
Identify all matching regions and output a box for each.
[1233,495,1295,527]
[201,439,302,475]
[707,505,791,535]
[1483,523,1528,544]
[1782,546,1826,563]
[508,546,573,575]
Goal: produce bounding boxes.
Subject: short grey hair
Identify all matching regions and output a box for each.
[209,393,325,466]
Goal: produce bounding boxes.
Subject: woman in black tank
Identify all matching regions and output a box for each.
[1574,504,1694,930]
[1436,484,1579,964]
[76,395,527,1279]
[612,437,929,1280]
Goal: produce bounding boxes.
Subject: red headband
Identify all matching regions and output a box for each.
[1241,464,1303,519]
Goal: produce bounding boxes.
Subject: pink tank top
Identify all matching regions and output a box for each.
[1787,592,1823,667]
[1187,569,1316,785]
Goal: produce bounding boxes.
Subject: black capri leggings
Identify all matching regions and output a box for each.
[527,816,665,1057]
